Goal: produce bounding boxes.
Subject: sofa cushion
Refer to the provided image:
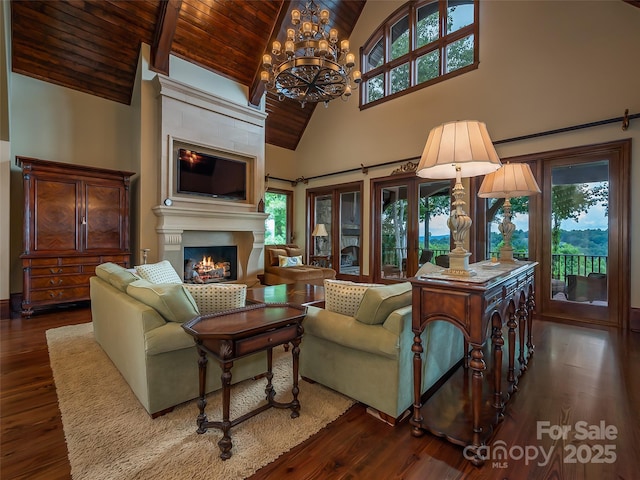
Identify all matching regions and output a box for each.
[279,255,303,267]
[324,279,381,317]
[355,282,412,325]
[269,248,287,266]
[144,321,195,356]
[303,306,400,359]
[95,262,140,292]
[127,279,199,323]
[183,283,246,315]
[135,260,183,284]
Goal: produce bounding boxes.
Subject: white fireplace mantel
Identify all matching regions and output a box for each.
[153,206,268,285]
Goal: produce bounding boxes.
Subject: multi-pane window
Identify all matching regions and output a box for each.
[361,0,478,108]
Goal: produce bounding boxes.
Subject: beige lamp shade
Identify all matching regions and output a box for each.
[416,120,502,179]
[311,223,328,237]
[478,162,541,198]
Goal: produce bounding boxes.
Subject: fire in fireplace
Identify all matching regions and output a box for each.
[183,246,238,283]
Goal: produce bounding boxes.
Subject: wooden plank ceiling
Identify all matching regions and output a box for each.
[10,0,366,150]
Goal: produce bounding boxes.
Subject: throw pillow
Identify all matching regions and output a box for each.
[127,279,199,323]
[278,255,303,267]
[135,260,183,284]
[269,248,287,266]
[355,282,412,325]
[183,283,247,315]
[95,262,140,292]
[324,279,381,317]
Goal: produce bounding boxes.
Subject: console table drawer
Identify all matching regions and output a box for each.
[236,325,299,356]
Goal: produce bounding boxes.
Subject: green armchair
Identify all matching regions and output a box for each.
[300,281,462,424]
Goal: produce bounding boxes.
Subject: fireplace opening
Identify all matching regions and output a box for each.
[183,246,238,283]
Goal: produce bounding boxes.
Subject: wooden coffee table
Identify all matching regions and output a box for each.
[246,282,325,307]
[182,303,306,460]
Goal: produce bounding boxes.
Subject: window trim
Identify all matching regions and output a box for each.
[360,0,479,109]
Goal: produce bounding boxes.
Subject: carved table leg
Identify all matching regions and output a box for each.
[265,347,274,402]
[506,302,517,386]
[469,345,486,466]
[218,360,233,460]
[526,286,535,356]
[290,336,301,418]
[410,332,425,437]
[517,295,527,371]
[196,345,208,434]
[492,314,504,417]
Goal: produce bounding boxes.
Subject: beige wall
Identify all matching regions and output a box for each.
[270,0,640,307]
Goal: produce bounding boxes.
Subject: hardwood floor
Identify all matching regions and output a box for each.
[1,305,639,479]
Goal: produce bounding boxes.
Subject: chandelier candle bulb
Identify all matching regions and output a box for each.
[319,39,328,55]
[291,9,301,24]
[346,52,355,67]
[272,41,281,55]
[262,54,272,68]
[303,21,312,35]
[285,41,295,55]
[341,39,349,52]
[329,28,338,42]
[320,9,329,23]
[287,28,296,41]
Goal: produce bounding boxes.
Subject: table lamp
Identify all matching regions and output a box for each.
[416,120,502,276]
[478,162,541,262]
[311,223,328,255]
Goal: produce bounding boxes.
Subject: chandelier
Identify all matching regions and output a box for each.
[261,0,361,108]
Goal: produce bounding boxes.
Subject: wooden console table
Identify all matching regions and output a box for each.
[182,303,306,460]
[409,261,537,466]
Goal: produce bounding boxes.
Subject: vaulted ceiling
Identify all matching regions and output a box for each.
[10,0,366,150]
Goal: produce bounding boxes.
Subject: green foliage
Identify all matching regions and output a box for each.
[551,184,603,253]
[264,192,287,244]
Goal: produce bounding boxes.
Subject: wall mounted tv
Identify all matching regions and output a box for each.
[177,148,247,200]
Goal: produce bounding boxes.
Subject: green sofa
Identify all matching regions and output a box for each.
[90,262,267,417]
[300,281,463,423]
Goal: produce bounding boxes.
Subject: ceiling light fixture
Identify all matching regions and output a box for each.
[261,0,361,108]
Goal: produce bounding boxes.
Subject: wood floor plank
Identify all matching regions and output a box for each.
[1,305,638,480]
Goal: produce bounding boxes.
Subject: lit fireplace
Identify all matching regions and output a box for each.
[183,246,237,283]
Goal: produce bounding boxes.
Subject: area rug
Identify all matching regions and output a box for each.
[46,323,355,480]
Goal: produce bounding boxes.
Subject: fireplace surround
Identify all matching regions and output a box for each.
[151,75,268,285]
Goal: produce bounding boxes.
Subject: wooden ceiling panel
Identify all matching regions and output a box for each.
[10,0,366,150]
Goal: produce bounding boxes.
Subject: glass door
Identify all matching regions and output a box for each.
[338,191,361,276]
[373,175,451,282]
[541,157,616,326]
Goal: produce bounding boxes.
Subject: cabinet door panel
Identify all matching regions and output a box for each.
[33,177,79,252]
[84,183,125,251]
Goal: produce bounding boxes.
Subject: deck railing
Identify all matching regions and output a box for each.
[383,248,607,281]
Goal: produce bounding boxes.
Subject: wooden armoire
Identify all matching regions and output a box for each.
[19,157,135,316]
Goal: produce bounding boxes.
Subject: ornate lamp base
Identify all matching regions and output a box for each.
[445,251,477,277]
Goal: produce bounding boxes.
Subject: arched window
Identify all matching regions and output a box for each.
[361,0,479,108]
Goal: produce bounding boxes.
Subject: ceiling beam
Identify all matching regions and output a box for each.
[150,0,182,75]
[249,0,291,107]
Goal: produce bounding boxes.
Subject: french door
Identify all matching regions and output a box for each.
[372,173,451,283]
[496,140,630,328]
[307,182,363,279]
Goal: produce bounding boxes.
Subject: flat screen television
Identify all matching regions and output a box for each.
[177,148,247,200]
